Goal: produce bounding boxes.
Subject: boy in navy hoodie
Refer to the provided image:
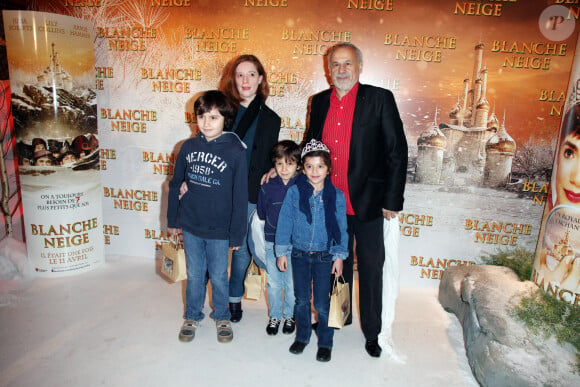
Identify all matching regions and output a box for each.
[167,90,248,344]
[257,140,301,336]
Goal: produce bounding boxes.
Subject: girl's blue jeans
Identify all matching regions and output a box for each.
[291,248,334,349]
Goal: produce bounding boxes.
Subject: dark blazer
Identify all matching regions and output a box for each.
[242,102,281,204]
[305,83,408,222]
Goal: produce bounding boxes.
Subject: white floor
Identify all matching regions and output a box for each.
[0,255,478,387]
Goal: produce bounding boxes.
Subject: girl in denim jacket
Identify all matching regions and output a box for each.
[275,139,348,362]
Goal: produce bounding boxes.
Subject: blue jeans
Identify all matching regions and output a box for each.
[291,248,334,349]
[229,202,256,303]
[265,241,295,320]
[182,231,230,321]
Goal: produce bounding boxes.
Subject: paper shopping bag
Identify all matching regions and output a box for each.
[244,260,263,300]
[328,277,350,328]
[160,237,187,282]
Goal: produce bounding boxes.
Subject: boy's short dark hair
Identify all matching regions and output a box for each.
[194,90,236,128]
[271,140,301,165]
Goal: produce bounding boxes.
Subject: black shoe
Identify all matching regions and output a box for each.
[316,347,332,362]
[266,318,280,335]
[229,302,242,323]
[365,339,382,358]
[282,318,295,334]
[289,341,307,354]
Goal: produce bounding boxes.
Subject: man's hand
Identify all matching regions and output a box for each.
[382,209,398,220]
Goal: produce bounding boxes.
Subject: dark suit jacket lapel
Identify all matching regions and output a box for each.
[349,84,368,161]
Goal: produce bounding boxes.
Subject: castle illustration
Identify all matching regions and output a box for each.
[416,42,516,187]
[36,42,73,91]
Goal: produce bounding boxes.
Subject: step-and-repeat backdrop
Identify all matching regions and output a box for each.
[2,1,579,288]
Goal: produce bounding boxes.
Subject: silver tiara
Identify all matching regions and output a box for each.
[301,139,330,158]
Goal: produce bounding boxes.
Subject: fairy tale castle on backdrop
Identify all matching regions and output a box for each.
[416,42,516,187]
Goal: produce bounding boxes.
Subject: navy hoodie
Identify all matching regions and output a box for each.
[256,175,297,243]
[167,132,248,247]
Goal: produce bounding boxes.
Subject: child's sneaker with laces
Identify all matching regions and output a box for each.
[216,320,233,343]
[282,317,295,334]
[266,317,281,335]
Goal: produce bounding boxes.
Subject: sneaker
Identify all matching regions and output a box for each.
[178,320,199,342]
[216,320,233,343]
[266,317,281,335]
[282,318,295,334]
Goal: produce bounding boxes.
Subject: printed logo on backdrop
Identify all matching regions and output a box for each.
[244,0,288,7]
[465,218,533,246]
[282,29,351,56]
[384,34,457,63]
[143,151,175,176]
[453,0,516,17]
[141,68,201,93]
[410,256,476,281]
[64,0,102,7]
[489,39,566,71]
[399,212,433,238]
[100,108,157,134]
[151,0,192,6]
[185,27,249,53]
[96,26,157,52]
[145,228,171,250]
[103,224,120,245]
[268,71,298,98]
[95,66,113,90]
[347,0,393,11]
[100,148,117,171]
[103,187,159,211]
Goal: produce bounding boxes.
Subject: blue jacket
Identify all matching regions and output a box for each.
[167,132,248,247]
[256,175,297,243]
[275,182,348,261]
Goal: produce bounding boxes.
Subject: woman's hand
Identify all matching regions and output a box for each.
[179,182,188,199]
[167,228,181,237]
[260,167,277,185]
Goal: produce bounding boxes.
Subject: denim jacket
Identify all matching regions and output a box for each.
[275,184,348,261]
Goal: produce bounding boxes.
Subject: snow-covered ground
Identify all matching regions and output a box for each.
[0,246,478,387]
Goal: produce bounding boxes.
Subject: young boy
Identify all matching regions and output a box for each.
[167,90,248,344]
[257,140,301,335]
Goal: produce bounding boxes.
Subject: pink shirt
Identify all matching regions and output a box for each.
[322,83,359,215]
